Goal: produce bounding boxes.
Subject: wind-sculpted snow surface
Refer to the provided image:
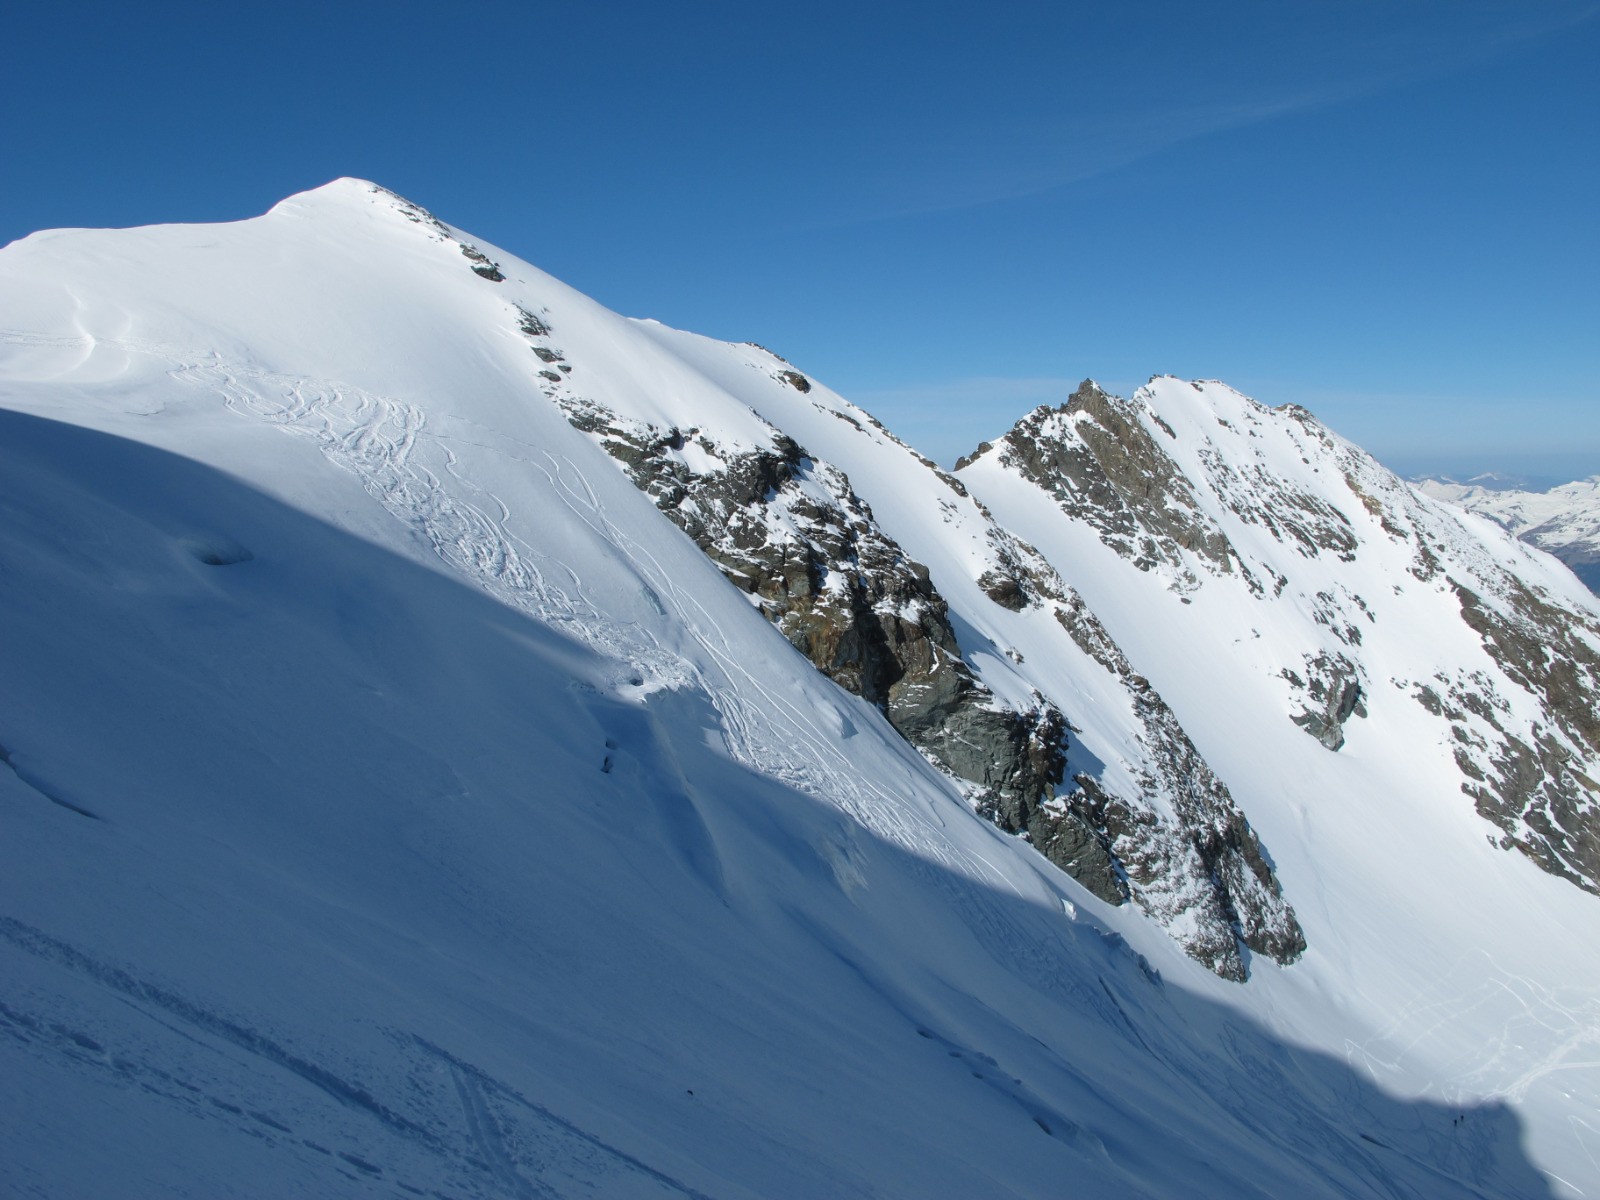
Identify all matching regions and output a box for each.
[1,180,1598,1195]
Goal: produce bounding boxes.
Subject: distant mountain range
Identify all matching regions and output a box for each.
[1416,475,1600,594]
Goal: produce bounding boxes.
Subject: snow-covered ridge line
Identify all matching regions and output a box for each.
[4,178,1600,1195]
[959,375,1600,897]
[548,369,1305,978]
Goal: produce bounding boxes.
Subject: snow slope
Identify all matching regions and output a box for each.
[961,378,1600,1194]
[0,180,1595,1196]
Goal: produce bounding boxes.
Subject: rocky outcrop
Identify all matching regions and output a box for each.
[978,372,1600,903]
[547,388,1069,831]
[1051,594,1306,978]
[1197,445,1358,565]
[1442,576,1600,892]
[1285,651,1366,751]
[988,382,1369,602]
[960,526,1304,974]
[990,381,1238,591]
[539,350,1302,979]
[460,244,504,281]
[370,184,508,283]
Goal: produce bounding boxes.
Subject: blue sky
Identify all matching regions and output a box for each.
[5,0,1597,477]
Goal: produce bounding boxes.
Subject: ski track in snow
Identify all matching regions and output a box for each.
[0,914,722,1199]
[1345,947,1600,1127]
[445,1061,554,1200]
[0,329,1367,1030]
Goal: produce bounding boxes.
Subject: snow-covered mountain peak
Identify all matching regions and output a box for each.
[269,174,384,205]
[7,184,1600,1196]
[962,376,1600,897]
[257,175,380,221]
[960,376,1370,601]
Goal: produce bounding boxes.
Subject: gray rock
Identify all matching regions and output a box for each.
[548,393,1072,846]
[995,382,1237,585]
[459,244,505,281]
[1052,595,1306,977]
[1286,651,1366,751]
[1445,576,1600,893]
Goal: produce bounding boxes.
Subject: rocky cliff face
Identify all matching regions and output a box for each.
[974,381,1237,592]
[1438,576,1600,892]
[983,382,1375,747]
[1048,592,1306,973]
[545,385,1070,841]
[1321,436,1600,896]
[963,376,1600,902]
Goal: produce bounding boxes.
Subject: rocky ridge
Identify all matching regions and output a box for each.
[1312,424,1600,894]
[553,387,1070,828]
[985,382,1376,746]
[528,326,1301,979]
[1047,591,1306,972]
[963,377,1600,898]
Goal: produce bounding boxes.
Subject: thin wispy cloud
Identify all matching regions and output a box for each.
[784,2,1600,233]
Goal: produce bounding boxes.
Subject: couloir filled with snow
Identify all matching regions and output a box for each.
[2,179,1598,1197]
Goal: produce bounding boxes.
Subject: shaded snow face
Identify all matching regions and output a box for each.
[0,330,1555,1200]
